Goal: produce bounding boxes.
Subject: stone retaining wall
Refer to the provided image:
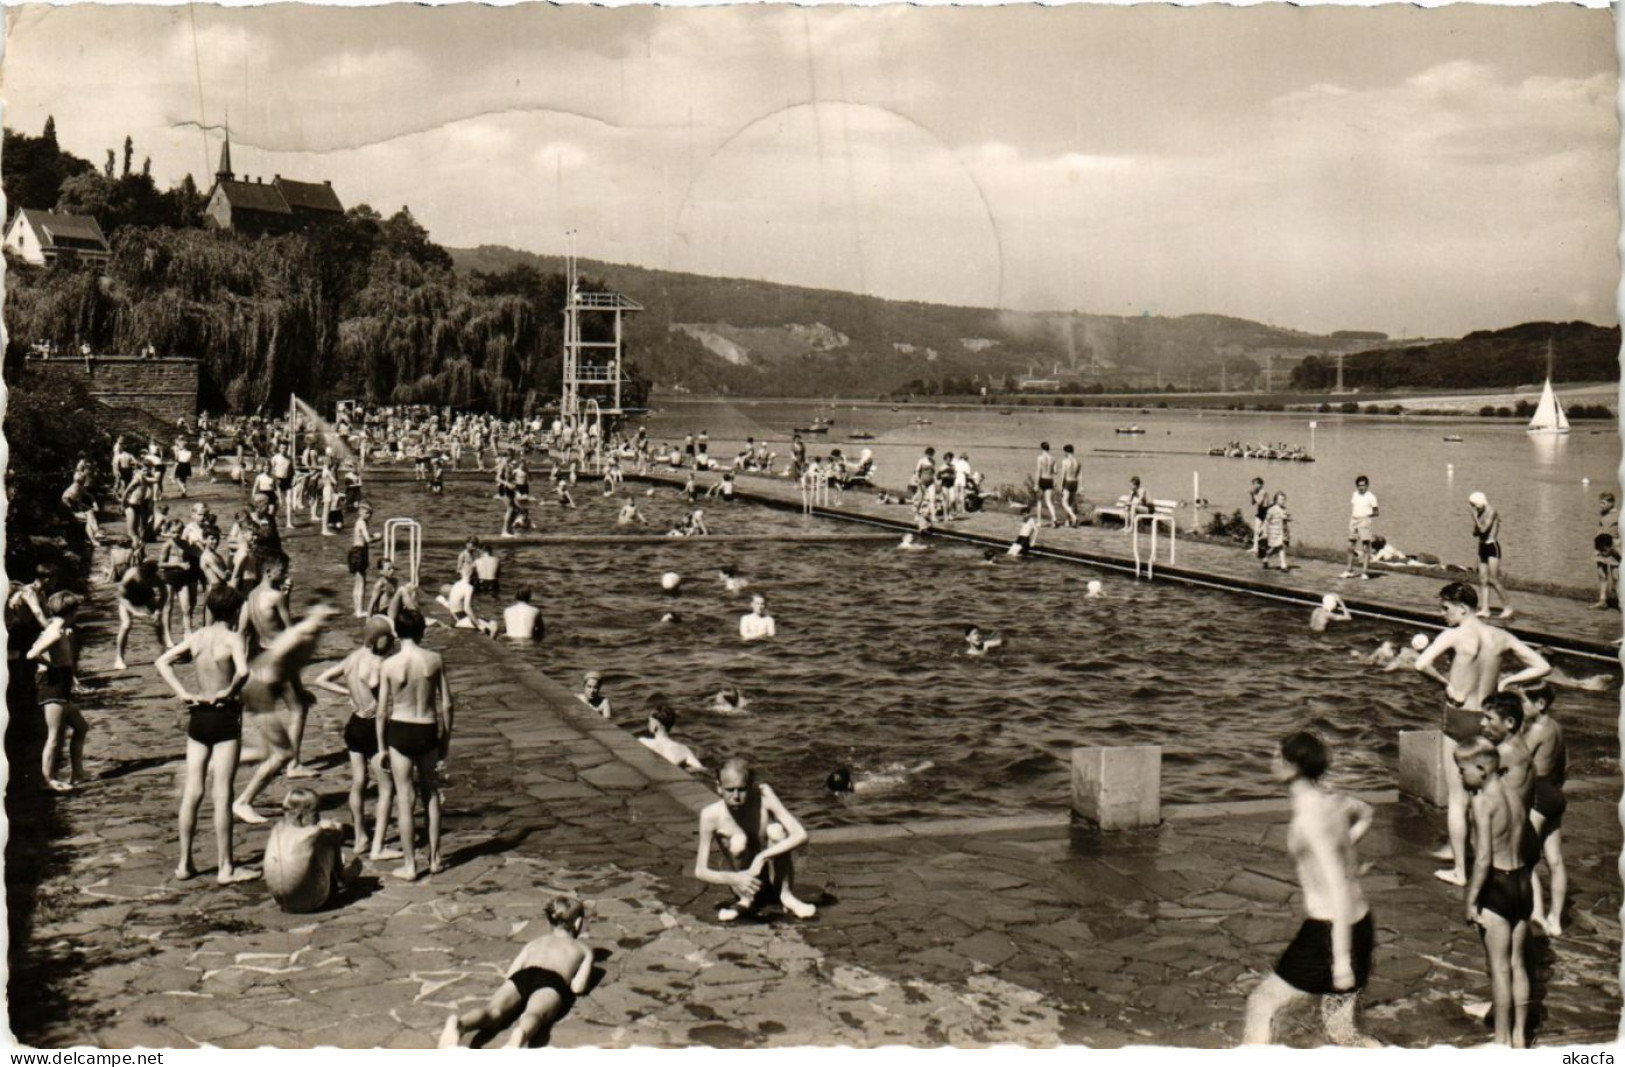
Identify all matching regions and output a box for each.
[27,356,198,424]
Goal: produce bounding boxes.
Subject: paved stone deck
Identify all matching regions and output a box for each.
[10,474,1620,1048]
[631,467,1621,661]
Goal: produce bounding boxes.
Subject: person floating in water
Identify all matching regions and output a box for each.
[712,685,749,714]
[1353,633,1429,671]
[899,532,929,552]
[263,787,360,913]
[1310,593,1353,633]
[1242,732,1379,1047]
[438,897,593,1049]
[740,595,776,642]
[826,761,934,795]
[718,565,749,594]
[693,758,815,922]
[964,625,1003,656]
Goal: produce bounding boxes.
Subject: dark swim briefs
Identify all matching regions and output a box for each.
[506,967,577,1014]
[347,545,370,575]
[1442,694,1481,744]
[1530,776,1566,831]
[386,719,440,760]
[344,712,379,759]
[1037,477,1054,491]
[174,461,192,481]
[1477,865,1534,924]
[474,577,501,596]
[1478,541,1501,562]
[36,665,73,706]
[186,697,244,746]
[1274,912,1375,996]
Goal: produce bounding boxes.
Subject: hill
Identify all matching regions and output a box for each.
[1291,320,1620,392]
[451,246,1381,397]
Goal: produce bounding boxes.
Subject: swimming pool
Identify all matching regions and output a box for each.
[361,473,1620,828]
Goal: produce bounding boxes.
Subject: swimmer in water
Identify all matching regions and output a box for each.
[826,761,934,795]
[578,671,611,718]
[740,595,776,642]
[981,550,999,566]
[438,896,592,1049]
[1355,633,1430,672]
[899,533,930,552]
[616,496,648,527]
[712,685,749,714]
[1085,580,1104,599]
[964,625,1003,656]
[719,566,749,594]
[1310,594,1353,633]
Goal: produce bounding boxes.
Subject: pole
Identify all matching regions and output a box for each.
[1192,471,1201,533]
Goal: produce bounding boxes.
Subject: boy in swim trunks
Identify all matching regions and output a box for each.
[1518,683,1568,935]
[1059,445,1081,527]
[314,617,399,858]
[1242,732,1378,1047]
[439,897,593,1048]
[693,758,816,922]
[1035,442,1058,527]
[231,600,339,824]
[1455,738,1533,1047]
[155,583,259,884]
[29,592,89,793]
[1008,509,1038,558]
[263,787,360,913]
[350,503,379,618]
[378,608,454,881]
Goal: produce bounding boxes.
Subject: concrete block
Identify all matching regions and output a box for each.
[1071,746,1161,830]
[1398,729,1449,808]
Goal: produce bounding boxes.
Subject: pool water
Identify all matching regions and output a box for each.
[361,474,1619,828]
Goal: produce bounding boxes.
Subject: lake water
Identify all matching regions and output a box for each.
[363,478,1619,828]
[643,398,1620,590]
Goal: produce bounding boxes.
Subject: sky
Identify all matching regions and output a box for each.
[2,3,1618,338]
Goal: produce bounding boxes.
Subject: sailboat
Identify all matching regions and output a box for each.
[1527,341,1570,435]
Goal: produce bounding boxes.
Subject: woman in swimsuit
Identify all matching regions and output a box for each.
[1469,492,1512,619]
[29,592,88,792]
[1243,731,1379,1046]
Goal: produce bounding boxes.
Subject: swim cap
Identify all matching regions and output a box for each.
[1468,491,1488,508]
[1321,594,1339,611]
[1087,580,1103,595]
[1411,633,1430,652]
[660,572,682,591]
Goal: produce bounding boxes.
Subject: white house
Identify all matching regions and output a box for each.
[3,208,112,266]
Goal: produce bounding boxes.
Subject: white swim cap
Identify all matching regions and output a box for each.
[660,572,682,591]
[1411,633,1430,652]
[1321,594,1339,611]
[1086,580,1103,595]
[1468,491,1487,508]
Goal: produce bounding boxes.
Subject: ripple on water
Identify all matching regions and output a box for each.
[360,479,1621,827]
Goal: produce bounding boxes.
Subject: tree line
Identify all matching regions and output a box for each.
[2,118,645,416]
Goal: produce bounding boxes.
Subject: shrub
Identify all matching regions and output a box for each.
[1205,509,1254,544]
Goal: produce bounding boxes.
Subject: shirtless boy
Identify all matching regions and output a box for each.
[693,758,816,922]
[232,601,339,824]
[314,617,399,858]
[242,556,319,779]
[154,584,259,883]
[378,608,454,881]
[439,897,592,1049]
[1518,683,1569,935]
[1414,583,1549,885]
[1455,738,1533,1047]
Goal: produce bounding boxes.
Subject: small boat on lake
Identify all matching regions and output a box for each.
[848,431,876,441]
[914,417,933,426]
[1115,425,1146,435]
[1442,434,1463,443]
[794,416,832,435]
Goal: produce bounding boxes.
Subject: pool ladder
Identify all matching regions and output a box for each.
[384,517,422,587]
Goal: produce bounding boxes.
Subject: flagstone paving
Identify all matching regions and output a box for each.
[8,474,1620,1048]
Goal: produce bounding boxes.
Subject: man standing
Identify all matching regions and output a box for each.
[1413,582,1549,886]
[1035,442,1058,527]
[270,445,295,529]
[1341,476,1379,580]
[1058,445,1081,527]
[378,608,454,882]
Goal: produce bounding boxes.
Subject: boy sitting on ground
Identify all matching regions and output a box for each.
[262,787,360,913]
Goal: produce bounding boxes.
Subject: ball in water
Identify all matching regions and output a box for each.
[1411,633,1430,652]
[660,572,682,592]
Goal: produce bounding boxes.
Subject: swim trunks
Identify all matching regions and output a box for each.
[1478,541,1501,563]
[1529,776,1566,831]
[164,566,194,591]
[506,967,577,1014]
[327,508,344,530]
[344,712,379,759]
[386,719,440,760]
[1442,694,1481,744]
[186,697,244,746]
[1274,912,1375,995]
[474,578,501,596]
[1476,865,1534,924]
[1062,481,1079,493]
[1037,478,1054,491]
[1015,535,1032,555]
[347,545,370,576]
[278,474,293,492]
[35,665,73,706]
[174,461,192,481]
